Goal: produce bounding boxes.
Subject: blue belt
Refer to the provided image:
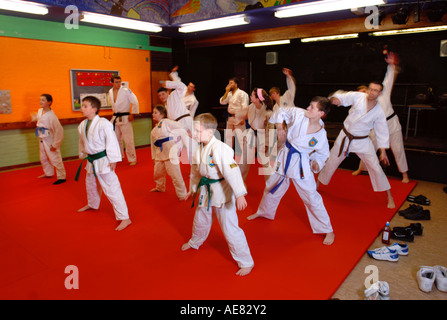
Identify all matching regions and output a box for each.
[153,137,172,152]
[269,140,303,194]
[35,127,49,137]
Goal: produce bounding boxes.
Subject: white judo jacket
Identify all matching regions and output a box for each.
[36,108,64,149]
[108,87,139,124]
[269,107,329,180]
[190,136,247,208]
[331,91,390,155]
[150,118,184,161]
[78,115,122,175]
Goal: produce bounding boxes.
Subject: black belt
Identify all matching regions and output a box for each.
[112,112,130,130]
[386,112,396,121]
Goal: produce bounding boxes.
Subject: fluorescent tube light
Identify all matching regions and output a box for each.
[245,40,290,47]
[0,0,48,15]
[179,14,249,33]
[275,0,385,18]
[81,12,162,33]
[370,25,447,36]
[301,33,359,42]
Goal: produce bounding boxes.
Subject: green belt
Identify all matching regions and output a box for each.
[191,176,224,210]
[74,150,107,181]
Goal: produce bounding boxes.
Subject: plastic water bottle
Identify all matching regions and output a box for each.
[382,222,391,244]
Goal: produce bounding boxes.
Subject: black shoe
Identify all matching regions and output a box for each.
[399,204,423,216]
[407,194,430,205]
[53,179,66,185]
[404,209,430,221]
[393,223,423,236]
[391,229,414,242]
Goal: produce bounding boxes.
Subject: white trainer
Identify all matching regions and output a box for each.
[364,281,390,300]
[434,265,447,292]
[367,246,399,262]
[417,266,436,292]
[387,243,409,255]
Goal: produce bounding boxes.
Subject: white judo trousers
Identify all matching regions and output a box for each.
[187,136,254,269]
[39,139,66,179]
[188,196,254,268]
[256,173,333,234]
[36,108,66,179]
[85,171,129,221]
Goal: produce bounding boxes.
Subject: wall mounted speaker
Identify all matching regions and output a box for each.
[441,40,447,57]
[266,52,278,65]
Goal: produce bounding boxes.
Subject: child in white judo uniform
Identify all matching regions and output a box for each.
[182,113,254,276]
[317,81,395,209]
[108,75,139,165]
[76,96,131,231]
[33,94,66,185]
[150,105,188,200]
[247,97,335,245]
[239,88,274,181]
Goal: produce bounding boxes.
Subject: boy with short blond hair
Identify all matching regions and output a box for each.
[182,113,254,276]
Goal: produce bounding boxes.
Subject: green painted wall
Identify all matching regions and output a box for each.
[0,118,152,168]
[0,14,171,52]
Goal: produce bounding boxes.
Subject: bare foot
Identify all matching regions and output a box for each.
[236,266,253,276]
[386,190,395,209]
[352,169,362,176]
[246,213,261,220]
[150,188,163,192]
[402,172,409,183]
[38,174,52,178]
[323,232,335,245]
[387,197,395,209]
[115,219,131,231]
[181,243,192,251]
[78,205,96,212]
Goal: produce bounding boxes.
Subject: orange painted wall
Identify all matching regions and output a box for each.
[0,37,151,123]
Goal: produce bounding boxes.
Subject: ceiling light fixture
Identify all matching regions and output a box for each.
[0,0,48,15]
[244,39,290,47]
[178,14,249,33]
[80,11,162,33]
[301,33,359,42]
[274,0,386,18]
[370,25,447,36]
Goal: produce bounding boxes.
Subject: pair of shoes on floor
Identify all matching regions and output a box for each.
[391,223,423,242]
[364,281,390,300]
[367,243,409,262]
[398,204,430,220]
[407,194,430,205]
[417,266,447,293]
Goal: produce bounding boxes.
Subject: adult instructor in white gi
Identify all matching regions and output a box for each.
[109,75,139,165]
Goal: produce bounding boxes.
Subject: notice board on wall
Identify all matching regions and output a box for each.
[70,69,119,111]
